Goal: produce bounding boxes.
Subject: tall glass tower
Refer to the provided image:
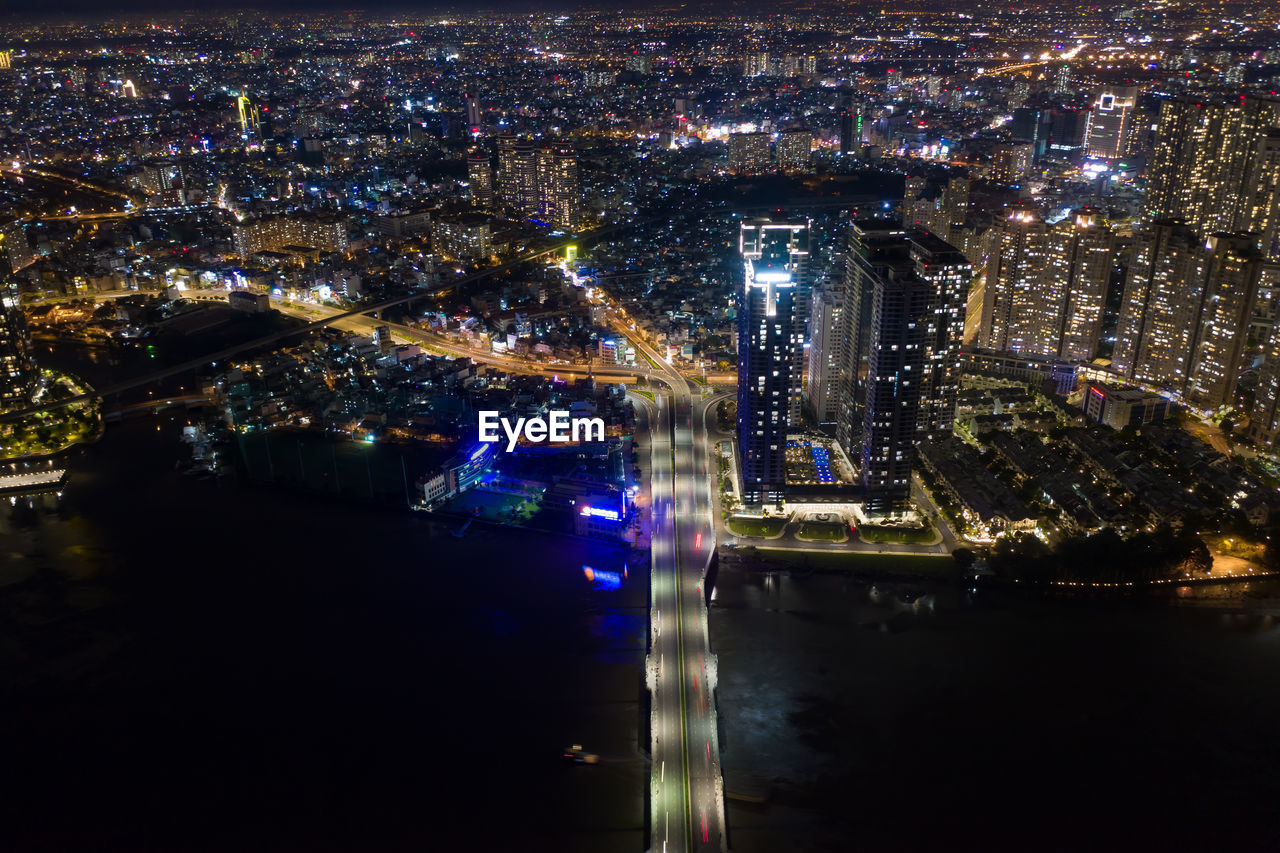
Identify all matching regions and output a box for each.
[737,231,800,507]
[0,276,37,411]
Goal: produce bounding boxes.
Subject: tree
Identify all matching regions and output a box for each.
[952,548,976,571]
[1177,536,1212,577]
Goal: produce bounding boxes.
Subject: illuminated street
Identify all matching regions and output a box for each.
[637,322,725,851]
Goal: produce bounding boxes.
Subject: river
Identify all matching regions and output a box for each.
[0,405,648,850]
[710,568,1280,851]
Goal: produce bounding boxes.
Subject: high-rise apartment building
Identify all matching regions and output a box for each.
[231,214,349,258]
[990,142,1033,185]
[728,132,771,175]
[1248,270,1280,446]
[0,220,37,273]
[740,218,810,423]
[941,176,970,231]
[467,151,494,211]
[1241,131,1280,259]
[979,209,1051,353]
[806,277,843,428]
[128,159,185,206]
[536,145,580,230]
[497,135,539,216]
[1146,96,1280,251]
[836,220,909,458]
[496,136,579,228]
[736,232,799,507]
[776,128,812,173]
[825,223,969,509]
[979,208,1115,362]
[0,275,37,411]
[1112,220,1207,394]
[780,54,817,76]
[861,264,931,514]
[1084,87,1139,159]
[742,51,770,77]
[1183,234,1264,411]
[1047,209,1115,362]
[912,233,972,441]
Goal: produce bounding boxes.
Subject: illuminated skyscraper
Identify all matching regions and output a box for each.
[1046,208,1115,362]
[979,208,1052,354]
[536,145,580,230]
[912,232,972,440]
[1241,131,1280,259]
[467,150,494,212]
[1055,64,1072,94]
[235,94,261,135]
[839,94,862,156]
[497,135,539,217]
[740,218,810,423]
[1112,220,1206,392]
[1146,96,1280,247]
[806,277,842,428]
[1084,87,1138,159]
[828,224,968,508]
[978,208,1115,362]
[737,231,799,507]
[989,142,1033,185]
[728,132,770,175]
[0,220,36,273]
[0,275,36,411]
[941,176,970,232]
[496,136,578,228]
[776,128,812,173]
[861,259,931,514]
[1248,271,1280,446]
[742,51,770,77]
[977,207,1111,361]
[1184,234,1264,411]
[836,220,908,457]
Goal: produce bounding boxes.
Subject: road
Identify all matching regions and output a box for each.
[2,226,639,422]
[640,319,726,851]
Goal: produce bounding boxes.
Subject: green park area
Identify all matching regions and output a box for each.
[727,515,788,538]
[1204,534,1266,565]
[859,519,937,544]
[0,370,101,460]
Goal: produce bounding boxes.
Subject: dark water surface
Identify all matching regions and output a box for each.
[711,570,1280,852]
[0,415,648,851]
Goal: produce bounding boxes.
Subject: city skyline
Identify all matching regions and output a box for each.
[2,3,1280,850]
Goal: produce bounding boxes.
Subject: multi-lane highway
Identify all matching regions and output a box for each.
[638,319,726,851]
